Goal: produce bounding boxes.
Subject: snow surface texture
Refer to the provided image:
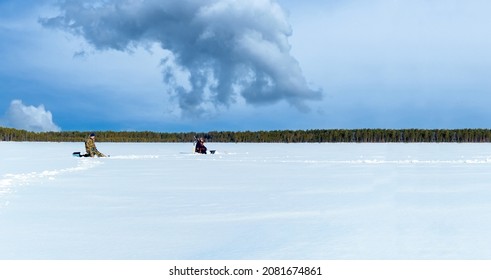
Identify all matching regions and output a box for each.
[1,142,491,260]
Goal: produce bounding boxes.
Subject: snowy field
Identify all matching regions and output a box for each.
[1,142,491,260]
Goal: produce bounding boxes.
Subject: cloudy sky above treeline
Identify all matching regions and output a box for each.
[1,0,490,132]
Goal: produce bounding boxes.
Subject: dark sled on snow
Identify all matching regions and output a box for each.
[72,152,90,157]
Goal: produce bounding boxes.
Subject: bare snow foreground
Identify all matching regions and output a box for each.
[1,142,491,260]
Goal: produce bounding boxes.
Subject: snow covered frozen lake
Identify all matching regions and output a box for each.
[1,142,491,260]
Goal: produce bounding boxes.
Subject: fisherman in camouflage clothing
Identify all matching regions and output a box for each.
[85,133,106,157]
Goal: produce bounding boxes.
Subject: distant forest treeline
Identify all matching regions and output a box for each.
[2,127,491,143]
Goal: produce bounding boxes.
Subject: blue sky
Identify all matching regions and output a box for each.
[1,0,490,132]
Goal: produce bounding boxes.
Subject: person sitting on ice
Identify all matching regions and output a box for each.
[195,137,207,154]
[85,133,106,157]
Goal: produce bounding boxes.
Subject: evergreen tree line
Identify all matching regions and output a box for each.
[2,126,491,143]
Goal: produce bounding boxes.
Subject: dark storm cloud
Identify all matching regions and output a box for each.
[41,0,322,116]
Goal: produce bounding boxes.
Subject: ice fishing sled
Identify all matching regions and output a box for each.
[72,152,90,157]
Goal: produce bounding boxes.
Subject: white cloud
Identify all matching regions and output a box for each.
[2,100,61,132]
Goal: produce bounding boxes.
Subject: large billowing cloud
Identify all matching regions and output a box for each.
[41,0,322,116]
[2,100,61,132]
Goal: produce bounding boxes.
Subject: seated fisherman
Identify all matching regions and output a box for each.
[195,137,207,154]
[85,133,106,157]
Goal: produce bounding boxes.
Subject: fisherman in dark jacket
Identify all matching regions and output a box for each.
[195,137,207,154]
